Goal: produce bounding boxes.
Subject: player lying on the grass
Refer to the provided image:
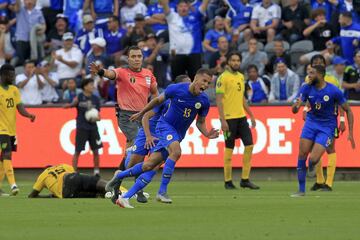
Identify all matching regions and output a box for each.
[304,55,345,192]
[0,64,35,197]
[106,68,219,208]
[118,75,191,204]
[291,65,355,197]
[28,164,127,198]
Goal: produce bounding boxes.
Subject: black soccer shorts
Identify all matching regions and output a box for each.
[224,117,253,149]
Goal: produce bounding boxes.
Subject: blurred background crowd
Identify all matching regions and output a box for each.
[2,0,360,105]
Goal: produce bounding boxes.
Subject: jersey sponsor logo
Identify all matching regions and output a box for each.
[323,95,330,102]
[166,134,173,141]
[309,96,314,98]
[195,102,202,109]
[130,76,136,83]
[178,99,185,103]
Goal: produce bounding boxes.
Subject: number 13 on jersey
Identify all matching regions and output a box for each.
[183,108,191,118]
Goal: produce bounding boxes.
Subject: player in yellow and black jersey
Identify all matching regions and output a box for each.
[0,64,35,197]
[28,164,128,198]
[216,52,259,190]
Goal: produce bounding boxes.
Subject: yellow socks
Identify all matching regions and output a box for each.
[325,153,337,187]
[0,161,5,189]
[3,160,16,187]
[224,148,233,182]
[316,159,325,184]
[241,145,254,180]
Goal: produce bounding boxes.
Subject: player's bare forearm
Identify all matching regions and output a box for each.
[196,116,209,137]
[292,98,302,114]
[130,95,166,122]
[28,190,54,198]
[17,103,35,121]
[243,97,254,119]
[215,94,226,121]
[142,110,156,138]
[343,104,354,134]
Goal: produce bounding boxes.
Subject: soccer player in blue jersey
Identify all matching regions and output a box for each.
[114,75,191,204]
[291,65,355,197]
[106,68,219,208]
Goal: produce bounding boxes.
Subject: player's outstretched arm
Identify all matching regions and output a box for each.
[16,103,35,122]
[243,97,256,128]
[340,103,356,149]
[142,110,158,149]
[196,116,219,139]
[291,98,302,114]
[28,190,54,198]
[130,94,166,121]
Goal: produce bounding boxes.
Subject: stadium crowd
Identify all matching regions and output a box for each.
[1,0,360,105]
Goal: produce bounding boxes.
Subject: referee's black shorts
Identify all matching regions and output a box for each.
[225,117,253,149]
[0,135,17,159]
[62,173,100,198]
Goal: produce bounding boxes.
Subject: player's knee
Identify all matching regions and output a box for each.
[169,147,182,160]
[142,162,156,171]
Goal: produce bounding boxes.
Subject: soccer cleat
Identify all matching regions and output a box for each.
[290,191,305,197]
[310,182,326,191]
[240,179,260,190]
[224,181,236,190]
[10,186,19,196]
[136,190,148,203]
[321,184,333,192]
[105,170,122,203]
[307,162,316,178]
[115,196,134,208]
[0,189,9,197]
[156,193,172,204]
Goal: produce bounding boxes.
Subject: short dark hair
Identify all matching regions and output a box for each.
[247,64,258,73]
[24,59,36,67]
[226,51,242,63]
[126,45,142,56]
[178,0,189,4]
[174,74,189,83]
[311,8,326,20]
[0,63,15,75]
[81,78,94,89]
[341,11,353,19]
[310,54,326,66]
[196,68,213,77]
[312,65,326,77]
[109,15,119,23]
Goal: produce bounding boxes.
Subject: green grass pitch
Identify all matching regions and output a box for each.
[1,180,360,240]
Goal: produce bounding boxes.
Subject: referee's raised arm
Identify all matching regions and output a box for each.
[89,62,116,80]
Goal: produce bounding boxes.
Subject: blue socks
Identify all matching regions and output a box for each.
[158,158,176,194]
[297,158,306,193]
[123,170,157,198]
[116,162,144,180]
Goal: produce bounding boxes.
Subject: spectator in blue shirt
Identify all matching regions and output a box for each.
[11,0,46,66]
[311,0,334,22]
[75,14,104,55]
[63,0,84,32]
[104,15,126,57]
[145,2,168,36]
[203,16,231,64]
[328,11,360,65]
[225,0,253,44]
[85,37,112,75]
[333,0,360,23]
[246,64,270,103]
[84,0,119,31]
